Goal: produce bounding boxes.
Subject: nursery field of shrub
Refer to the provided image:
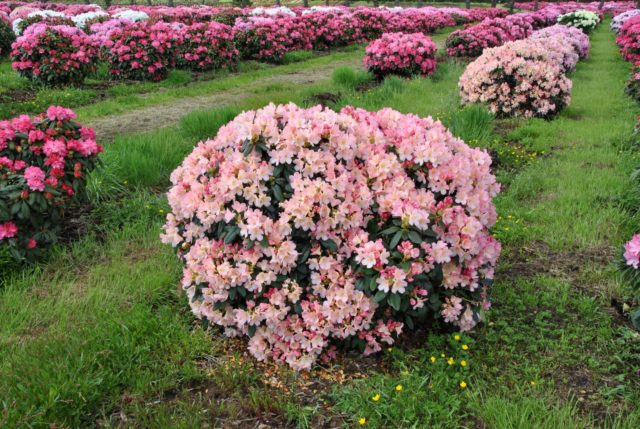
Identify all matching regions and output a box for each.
[1,1,640,428]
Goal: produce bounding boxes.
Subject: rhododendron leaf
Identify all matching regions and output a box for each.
[241,140,253,157]
[407,231,422,244]
[405,315,414,330]
[369,276,378,292]
[381,226,401,235]
[224,226,240,244]
[373,291,387,303]
[201,318,209,331]
[273,164,284,177]
[245,240,254,250]
[248,325,257,337]
[389,230,403,249]
[389,293,401,311]
[273,184,284,202]
[320,239,338,252]
[229,288,237,300]
[299,246,311,264]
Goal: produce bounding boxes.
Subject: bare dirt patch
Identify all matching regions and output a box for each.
[88,57,363,142]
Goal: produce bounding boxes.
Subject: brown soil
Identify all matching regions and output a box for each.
[87,57,363,142]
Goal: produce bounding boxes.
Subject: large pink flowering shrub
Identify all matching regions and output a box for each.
[617,15,640,63]
[459,43,572,118]
[11,24,98,86]
[174,22,238,72]
[0,106,103,261]
[363,32,437,78]
[234,17,310,63]
[106,21,178,81]
[531,24,590,59]
[161,103,501,370]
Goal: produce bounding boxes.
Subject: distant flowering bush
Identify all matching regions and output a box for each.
[617,15,640,63]
[624,234,640,270]
[234,17,310,63]
[557,10,599,33]
[363,32,437,78]
[88,18,131,47]
[11,24,99,86]
[13,12,74,36]
[112,9,149,22]
[174,22,238,71]
[162,103,500,370]
[0,16,13,57]
[0,106,103,261]
[531,24,590,59]
[71,10,109,32]
[459,43,572,118]
[519,36,579,72]
[106,21,177,81]
[611,9,640,34]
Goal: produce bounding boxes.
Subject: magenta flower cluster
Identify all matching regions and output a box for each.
[617,15,640,63]
[11,23,98,85]
[0,106,102,260]
[363,32,437,78]
[161,103,501,370]
[174,22,238,72]
[459,24,590,118]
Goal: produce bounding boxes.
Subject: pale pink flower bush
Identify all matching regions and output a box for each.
[459,42,573,118]
[363,32,437,78]
[624,234,640,269]
[531,24,590,59]
[161,103,501,370]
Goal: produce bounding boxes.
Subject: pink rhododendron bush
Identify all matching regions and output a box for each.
[0,106,103,261]
[617,15,640,63]
[161,103,501,370]
[531,24,590,59]
[363,32,437,78]
[106,21,178,81]
[459,42,573,118]
[11,24,98,86]
[174,22,238,72]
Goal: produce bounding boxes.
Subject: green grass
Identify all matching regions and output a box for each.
[1,20,639,429]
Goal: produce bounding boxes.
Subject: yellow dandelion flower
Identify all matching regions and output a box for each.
[395,384,403,392]
[460,360,467,367]
[530,380,536,385]
[372,393,381,402]
[447,357,454,365]
[459,381,467,389]
[454,334,461,341]
[430,356,436,363]
[462,344,469,351]
[358,417,367,425]
[440,353,445,358]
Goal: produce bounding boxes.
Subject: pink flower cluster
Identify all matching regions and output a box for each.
[531,24,590,59]
[617,15,640,63]
[162,103,500,370]
[363,32,437,78]
[106,20,179,81]
[611,9,640,33]
[458,26,590,118]
[446,13,539,57]
[174,22,238,72]
[624,234,640,269]
[11,23,98,85]
[0,106,102,260]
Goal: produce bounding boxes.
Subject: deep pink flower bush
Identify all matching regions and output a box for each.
[611,9,640,33]
[161,103,501,370]
[531,24,590,59]
[174,22,238,72]
[11,24,98,86]
[363,32,437,78]
[617,15,640,63]
[459,43,572,118]
[0,106,103,261]
[106,21,178,81]
[13,13,74,36]
[88,18,132,48]
[234,17,310,63]
[445,14,534,57]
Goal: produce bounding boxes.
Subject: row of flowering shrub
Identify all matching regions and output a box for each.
[0,106,102,261]
[458,24,590,118]
[6,5,507,83]
[363,32,437,78]
[614,9,640,103]
[161,102,501,370]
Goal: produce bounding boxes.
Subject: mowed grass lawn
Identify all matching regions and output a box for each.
[1,20,639,428]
